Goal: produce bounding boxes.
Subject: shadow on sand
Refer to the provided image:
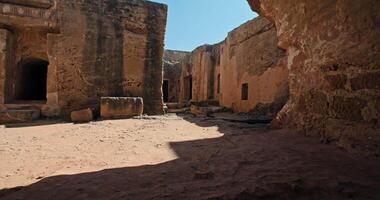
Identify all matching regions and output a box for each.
[1,114,380,200]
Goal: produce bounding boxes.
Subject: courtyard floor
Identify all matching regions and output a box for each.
[0,114,379,199]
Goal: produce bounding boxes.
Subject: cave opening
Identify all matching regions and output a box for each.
[16,58,48,101]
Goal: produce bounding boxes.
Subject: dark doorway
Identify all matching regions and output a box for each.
[16,58,48,101]
[241,83,249,100]
[184,75,193,101]
[188,76,193,100]
[163,80,169,103]
[217,74,220,94]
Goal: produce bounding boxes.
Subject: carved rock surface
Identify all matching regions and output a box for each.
[0,109,40,124]
[163,50,189,103]
[70,108,93,123]
[176,17,288,116]
[248,0,380,154]
[101,97,143,119]
[0,0,167,123]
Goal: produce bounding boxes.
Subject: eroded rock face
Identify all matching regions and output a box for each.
[163,50,189,103]
[101,97,143,119]
[0,0,167,121]
[177,17,289,117]
[70,108,93,123]
[248,0,380,154]
[220,17,288,114]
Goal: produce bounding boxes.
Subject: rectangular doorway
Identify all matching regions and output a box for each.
[163,80,169,103]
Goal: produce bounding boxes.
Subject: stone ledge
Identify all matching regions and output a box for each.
[101,97,144,120]
[0,0,52,9]
[0,109,40,124]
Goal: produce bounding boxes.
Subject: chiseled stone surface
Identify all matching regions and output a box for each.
[0,109,40,124]
[163,50,189,103]
[101,97,143,119]
[248,0,380,154]
[177,17,288,117]
[0,0,167,122]
[70,108,93,123]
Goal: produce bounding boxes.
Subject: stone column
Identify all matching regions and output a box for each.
[41,33,60,117]
[0,28,12,107]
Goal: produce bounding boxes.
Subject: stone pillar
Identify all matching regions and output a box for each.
[41,33,60,117]
[0,28,12,107]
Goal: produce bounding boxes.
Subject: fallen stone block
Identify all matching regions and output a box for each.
[101,97,143,119]
[71,108,93,123]
[0,109,40,124]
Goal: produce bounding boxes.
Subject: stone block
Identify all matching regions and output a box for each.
[101,97,143,119]
[0,109,40,124]
[71,108,93,123]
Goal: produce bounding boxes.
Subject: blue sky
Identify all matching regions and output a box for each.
[150,0,257,51]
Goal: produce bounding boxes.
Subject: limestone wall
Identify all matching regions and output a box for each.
[163,50,189,102]
[178,17,288,117]
[248,0,380,154]
[0,0,167,118]
[219,17,288,115]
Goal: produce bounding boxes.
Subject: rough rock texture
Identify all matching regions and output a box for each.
[219,17,288,113]
[101,97,143,119]
[248,0,380,154]
[0,0,167,122]
[0,109,40,124]
[163,50,189,102]
[177,17,288,116]
[70,108,93,123]
[178,45,221,104]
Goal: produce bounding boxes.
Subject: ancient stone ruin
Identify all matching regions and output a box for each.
[248,0,380,154]
[0,0,380,199]
[165,17,289,119]
[0,0,167,123]
[162,0,380,155]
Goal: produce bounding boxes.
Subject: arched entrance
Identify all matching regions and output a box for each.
[15,58,48,101]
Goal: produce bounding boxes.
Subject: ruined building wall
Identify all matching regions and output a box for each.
[249,0,380,154]
[219,17,288,114]
[178,17,288,116]
[0,0,167,118]
[163,50,189,103]
[178,45,220,104]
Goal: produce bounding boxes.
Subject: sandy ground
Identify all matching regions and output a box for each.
[0,114,379,200]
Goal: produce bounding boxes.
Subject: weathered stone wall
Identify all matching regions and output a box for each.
[177,17,288,117]
[249,0,380,154]
[0,0,167,119]
[220,17,288,115]
[163,50,189,102]
[178,45,221,105]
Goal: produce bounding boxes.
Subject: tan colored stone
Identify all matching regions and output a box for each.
[175,17,288,117]
[101,97,143,119]
[0,0,167,124]
[0,109,40,124]
[248,0,380,154]
[70,108,93,123]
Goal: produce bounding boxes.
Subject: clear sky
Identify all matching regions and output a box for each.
[150,0,257,52]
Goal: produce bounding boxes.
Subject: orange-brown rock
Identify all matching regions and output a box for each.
[0,0,167,123]
[101,97,143,119]
[177,17,288,118]
[248,0,380,154]
[163,50,189,103]
[70,108,93,123]
[219,17,288,115]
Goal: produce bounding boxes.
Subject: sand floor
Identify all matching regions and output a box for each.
[0,114,379,199]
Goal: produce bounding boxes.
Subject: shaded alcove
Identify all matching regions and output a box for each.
[15,58,49,101]
[184,75,192,101]
[163,80,169,102]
